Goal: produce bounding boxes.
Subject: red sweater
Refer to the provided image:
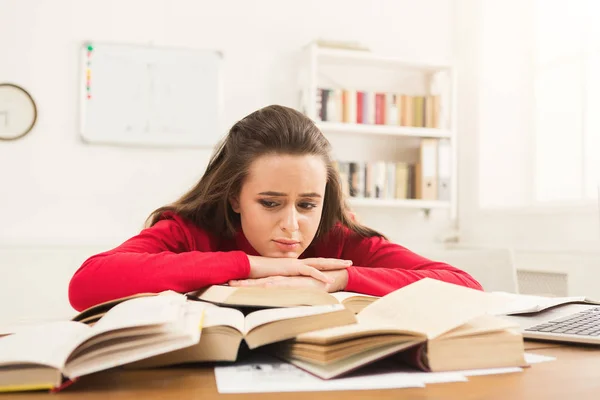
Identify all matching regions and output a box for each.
[68,213,482,311]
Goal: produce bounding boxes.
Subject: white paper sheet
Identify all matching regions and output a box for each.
[524,352,557,364]
[214,355,466,393]
[214,352,554,394]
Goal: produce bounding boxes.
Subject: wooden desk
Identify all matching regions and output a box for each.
[4,344,600,399]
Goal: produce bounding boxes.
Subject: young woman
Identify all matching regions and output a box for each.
[68,105,482,311]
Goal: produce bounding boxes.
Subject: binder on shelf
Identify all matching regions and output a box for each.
[394,162,410,200]
[415,138,438,200]
[437,138,451,201]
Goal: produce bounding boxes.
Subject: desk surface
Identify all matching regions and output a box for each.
[5,343,600,400]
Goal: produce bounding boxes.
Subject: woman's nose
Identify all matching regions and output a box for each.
[280,206,300,232]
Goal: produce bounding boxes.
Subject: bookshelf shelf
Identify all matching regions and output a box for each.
[316,122,451,139]
[347,198,451,209]
[298,41,459,226]
[315,47,452,72]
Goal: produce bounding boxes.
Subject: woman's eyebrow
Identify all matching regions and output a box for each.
[258,191,322,198]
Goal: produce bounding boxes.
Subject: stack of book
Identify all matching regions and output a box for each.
[334,160,416,200]
[0,279,529,392]
[334,137,452,202]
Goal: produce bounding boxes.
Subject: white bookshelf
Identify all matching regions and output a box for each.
[347,198,450,210]
[299,42,458,217]
[316,122,451,139]
[314,47,452,72]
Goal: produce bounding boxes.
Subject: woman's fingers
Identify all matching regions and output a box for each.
[296,264,334,283]
[303,258,352,271]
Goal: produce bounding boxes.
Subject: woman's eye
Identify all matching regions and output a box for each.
[299,202,317,210]
[259,200,279,208]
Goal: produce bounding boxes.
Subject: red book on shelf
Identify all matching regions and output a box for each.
[375,93,385,125]
[356,91,364,124]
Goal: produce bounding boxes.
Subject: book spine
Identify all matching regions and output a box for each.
[321,89,329,121]
[367,92,376,124]
[315,88,323,121]
[356,91,364,123]
[396,343,430,372]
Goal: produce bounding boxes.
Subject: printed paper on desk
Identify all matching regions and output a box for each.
[214,354,467,394]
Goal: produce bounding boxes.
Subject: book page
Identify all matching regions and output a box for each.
[91,295,188,334]
[488,292,600,315]
[330,291,377,303]
[358,278,510,339]
[0,321,91,369]
[203,306,245,333]
[438,315,520,339]
[64,306,204,379]
[295,314,421,344]
[190,285,237,303]
[244,304,346,334]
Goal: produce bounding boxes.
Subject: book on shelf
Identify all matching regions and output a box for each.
[437,138,451,202]
[125,302,356,368]
[334,160,417,201]
[188,285,378,314]
[316,88,441,129]
[0,294,204,393]
[415,138,439,201]
[267,278,526,379]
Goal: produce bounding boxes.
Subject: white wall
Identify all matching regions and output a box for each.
[453,0,600,297]
[454,0,600,252]
[0,0,455,323]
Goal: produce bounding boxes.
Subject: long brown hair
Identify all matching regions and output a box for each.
[146,105,383,240]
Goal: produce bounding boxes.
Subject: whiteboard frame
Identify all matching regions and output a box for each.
[78,41,225,148]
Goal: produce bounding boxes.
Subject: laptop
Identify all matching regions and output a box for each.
[503,303,600,345]
[502,189,600,345]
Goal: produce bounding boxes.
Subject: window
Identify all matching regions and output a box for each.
[534,0,600,203]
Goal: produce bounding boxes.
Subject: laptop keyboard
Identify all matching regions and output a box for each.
[525,307,600,336]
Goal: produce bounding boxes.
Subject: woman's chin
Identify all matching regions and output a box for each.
[263,249,301,259]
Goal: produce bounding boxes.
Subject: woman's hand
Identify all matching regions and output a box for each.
[230,269,349,293]
[246,255,351,285]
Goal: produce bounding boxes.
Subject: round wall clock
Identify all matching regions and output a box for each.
[0,83,38,141]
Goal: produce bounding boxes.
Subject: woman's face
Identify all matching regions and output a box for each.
[231,154,327,258]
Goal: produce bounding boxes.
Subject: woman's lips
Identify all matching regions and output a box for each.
[273,239,300,250]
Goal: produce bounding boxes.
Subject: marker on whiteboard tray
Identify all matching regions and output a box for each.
[85,43,92,100]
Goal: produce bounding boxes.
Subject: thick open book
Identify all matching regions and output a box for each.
[488,292,600,315]
[268,278,527,379]
[188,285,378,313]
[126,301,357,369]
[0,294,204,393]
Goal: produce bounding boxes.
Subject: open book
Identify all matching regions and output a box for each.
[71,292,160,324]
[268,278,526,379]
[488,292,600,315]
[0,294,203,393]
[188,285,378,314]
[126,301,357,369]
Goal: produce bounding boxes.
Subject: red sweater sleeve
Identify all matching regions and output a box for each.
[68,216,250,311]
[340,230,483,296]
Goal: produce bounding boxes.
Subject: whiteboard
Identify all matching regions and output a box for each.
[79,42,223,147]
